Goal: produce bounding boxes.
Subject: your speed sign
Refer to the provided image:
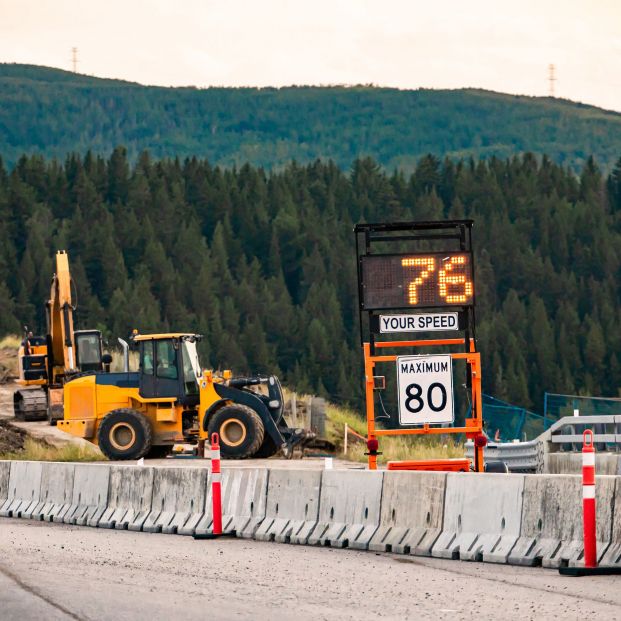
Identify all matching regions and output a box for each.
[396,354,454,425]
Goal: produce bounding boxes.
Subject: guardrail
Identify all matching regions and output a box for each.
[466,414,621,473]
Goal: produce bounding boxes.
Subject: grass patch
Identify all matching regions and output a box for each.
[326,402,464,464]
[0,335,21,349]
[0,437,104,462]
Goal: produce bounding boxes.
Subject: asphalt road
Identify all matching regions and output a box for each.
[1,519,621,621]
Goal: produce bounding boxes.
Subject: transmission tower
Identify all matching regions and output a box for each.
[548,63,556,97]
[71,47,78,73]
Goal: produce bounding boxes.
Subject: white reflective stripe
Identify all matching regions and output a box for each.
[211,449,221,460]
[211,473,222,483]
[583,485,595,499]
[582,452,595,467]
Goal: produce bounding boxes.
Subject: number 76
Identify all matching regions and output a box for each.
[401,256,473,305]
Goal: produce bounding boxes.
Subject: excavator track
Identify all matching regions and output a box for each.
[14,389,48,422]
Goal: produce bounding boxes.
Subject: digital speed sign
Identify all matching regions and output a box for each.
[361,251,474,310]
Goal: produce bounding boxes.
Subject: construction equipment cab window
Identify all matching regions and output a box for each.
[138,337,199,403]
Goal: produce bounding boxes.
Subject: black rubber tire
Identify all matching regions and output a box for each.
[145,444,173,459]
[207,404,264,459]
[97,408,152,461]
[253,434,281,459]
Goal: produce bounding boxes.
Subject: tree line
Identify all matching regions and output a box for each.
[1,149,621,412]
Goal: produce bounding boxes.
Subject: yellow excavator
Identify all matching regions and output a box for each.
[58,331,306,459]
[14,251,109,423]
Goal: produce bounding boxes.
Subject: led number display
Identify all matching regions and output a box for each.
[361,252,474,310]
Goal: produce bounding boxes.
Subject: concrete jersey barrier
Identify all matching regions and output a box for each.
[204,468,269,538]
[23,462,75,521]
[0,461,10,508]
[254,469,321,544]
[62,464,110,526]
[0,461,43,518]
[600,477,621,567]
[308,469,383,550]
[4,459,621,572]
[508,474,615,568]
[98,466,155,530]
[368,471,446,555]
[143,467,208,535]
[431,472,525,563]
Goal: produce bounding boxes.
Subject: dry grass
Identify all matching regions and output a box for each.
[0,335,22,349]
[326,403,464,464]
[0,334,21,378]
[0,437,104,462]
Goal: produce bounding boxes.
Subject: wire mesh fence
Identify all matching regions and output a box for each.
[472,394,548,442]
[544,393,621,423]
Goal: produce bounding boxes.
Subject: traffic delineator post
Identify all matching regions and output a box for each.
[559,429,621,576]
[193,432,223,540]
[211,432,223,536]
[582,429,596,568]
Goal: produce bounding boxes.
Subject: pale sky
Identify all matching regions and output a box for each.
[1,0,620,111]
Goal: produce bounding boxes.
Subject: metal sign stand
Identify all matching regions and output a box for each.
[355,220,487,472]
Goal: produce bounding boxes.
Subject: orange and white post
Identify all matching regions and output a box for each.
[582,429,597,568]
[211,432,223,536]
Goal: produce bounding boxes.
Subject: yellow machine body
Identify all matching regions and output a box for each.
[59,367,221,445]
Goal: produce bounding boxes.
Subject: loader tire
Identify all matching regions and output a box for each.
[98,408,152,461]
[208,405,264,459]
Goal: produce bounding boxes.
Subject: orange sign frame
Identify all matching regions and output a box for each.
[363,337,485,472]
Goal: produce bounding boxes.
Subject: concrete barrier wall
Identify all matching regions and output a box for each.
[99,466,155,530]
[143,467,208,535]
[508,474,615,568]
[218,468,269,538]
[369,471,446,555]
[600,477,621,567]
[254,469,321,544]
[24,462,75,521]
[63,464,110,526]
[0,461,43,518]
[0,461,11,507]
[432,473,525,563]
[546,453,621,476]
[4,459,621,571]
[308,470,383,550]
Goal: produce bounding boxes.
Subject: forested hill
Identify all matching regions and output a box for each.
[2,150,621,411]
[2,63,621,171]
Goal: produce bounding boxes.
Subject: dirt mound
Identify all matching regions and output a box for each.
[0,418,27,453]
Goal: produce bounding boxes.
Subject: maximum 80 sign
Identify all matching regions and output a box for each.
[396,354,454,425]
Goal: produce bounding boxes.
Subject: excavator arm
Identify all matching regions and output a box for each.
[46,250,76,382]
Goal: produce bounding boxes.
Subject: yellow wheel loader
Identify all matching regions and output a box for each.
[14,251,109,423]
[58,332,304,460]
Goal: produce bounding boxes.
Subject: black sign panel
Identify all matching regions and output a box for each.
[361,252,474,310]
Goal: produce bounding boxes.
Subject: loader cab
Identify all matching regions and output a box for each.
[136,334,202,406]
[74,330,104,372]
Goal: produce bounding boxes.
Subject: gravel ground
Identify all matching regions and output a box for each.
[1,519,620,621]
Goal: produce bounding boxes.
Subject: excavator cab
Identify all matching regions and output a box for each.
[74,330,105,372]
[17,334,48,383]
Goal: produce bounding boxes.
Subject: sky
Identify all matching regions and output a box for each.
[1,0,620,111]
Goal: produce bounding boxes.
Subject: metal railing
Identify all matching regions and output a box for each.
[466,414,621,473]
